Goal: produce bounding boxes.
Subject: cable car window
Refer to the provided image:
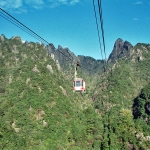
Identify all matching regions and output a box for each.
[75,81,81,87]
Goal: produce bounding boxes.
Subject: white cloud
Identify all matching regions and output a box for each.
[70,0,80,5]
[25,0,44,5]
[0,0,45,12]
[58,0,68,4]
[49,2,59,8]
[133,18,139,21]
[12,8,28,14]
[48,0,68,6]
[0,0,22,9]
[0,0,80,12]
[0,1,7,7]
[0,0,27,14]
[14,0,23,8]
[25,0,44,9]
[48,0,80,8]
[134,1,143,5]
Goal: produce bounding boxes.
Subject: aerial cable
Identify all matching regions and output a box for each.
[0,7,94,72]
[57,49,73,61]
[0,8,49,45]
[92,0,107,72]
[0,12,47,44]
[0,12,43,43]
[98,0,107,62]
[0,7,74,62]
[92,0,104,61]
[97,1,110,148]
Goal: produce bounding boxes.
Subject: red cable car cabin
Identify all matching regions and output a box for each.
[73,78,86,92]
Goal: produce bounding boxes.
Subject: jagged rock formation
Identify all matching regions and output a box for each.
[77,55,104,73]
[108,38,133,63]
[0,34,6,42]
[46,44,78,73]
[0,34,148,75]
[46,44,104,73]
[11,36,22,41]
[46,44,78,65]
[46,38,135,74]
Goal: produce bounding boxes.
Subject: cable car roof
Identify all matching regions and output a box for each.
[74,78,84,81]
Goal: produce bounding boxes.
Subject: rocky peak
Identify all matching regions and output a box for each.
[46,44,104,73]
[24,41,29,47]
[108,38,133,63]
[46,44,78,67]
[0,34,6,42]
[46,43,56,56]
[11,36,22,41]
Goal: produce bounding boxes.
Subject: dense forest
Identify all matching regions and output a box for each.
[0,35,150,149]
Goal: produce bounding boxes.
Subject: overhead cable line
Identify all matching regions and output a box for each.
[0,8,88,71]
[0,7,92,72]
[95,1,110,148]
[0,12,42,42]
[98,0,107,61]
[92,0,107,72]
[0,8,96,72]
[92,0,104,61]
[57,49,73,61]
[0,8,49,45]
[0,7,74,62]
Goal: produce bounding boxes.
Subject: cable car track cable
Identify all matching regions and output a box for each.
[97,0,107,73]
[0,12,43,43]
[92,0,108,72]
[98,1,110,148]
[0,7,90,71]
[98,0,107,61]
[92,1,110,149]
[0,8,49,45]
[92,0,104,61]
[0,7,74,62]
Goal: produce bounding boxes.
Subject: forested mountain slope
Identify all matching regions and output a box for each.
[0,35,150,150]
[0,35,99,149]
[91,42,150,149]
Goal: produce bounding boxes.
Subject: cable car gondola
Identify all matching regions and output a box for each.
[73,62,86,93]
[73,78,86,92]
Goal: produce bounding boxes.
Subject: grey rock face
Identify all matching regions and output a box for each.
[46,44,78,64]
[78,55,104,73]
[24,41,29,47]
[0,34,6,42]
[11,36,22,41]
[46,43,56,56]
[46,38,134,73]
[46,44,104,73]
[108,38,133,63]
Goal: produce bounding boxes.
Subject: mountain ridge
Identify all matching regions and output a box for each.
[1,34,143,72]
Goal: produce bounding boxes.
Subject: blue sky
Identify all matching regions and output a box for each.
[0,0,150,60]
